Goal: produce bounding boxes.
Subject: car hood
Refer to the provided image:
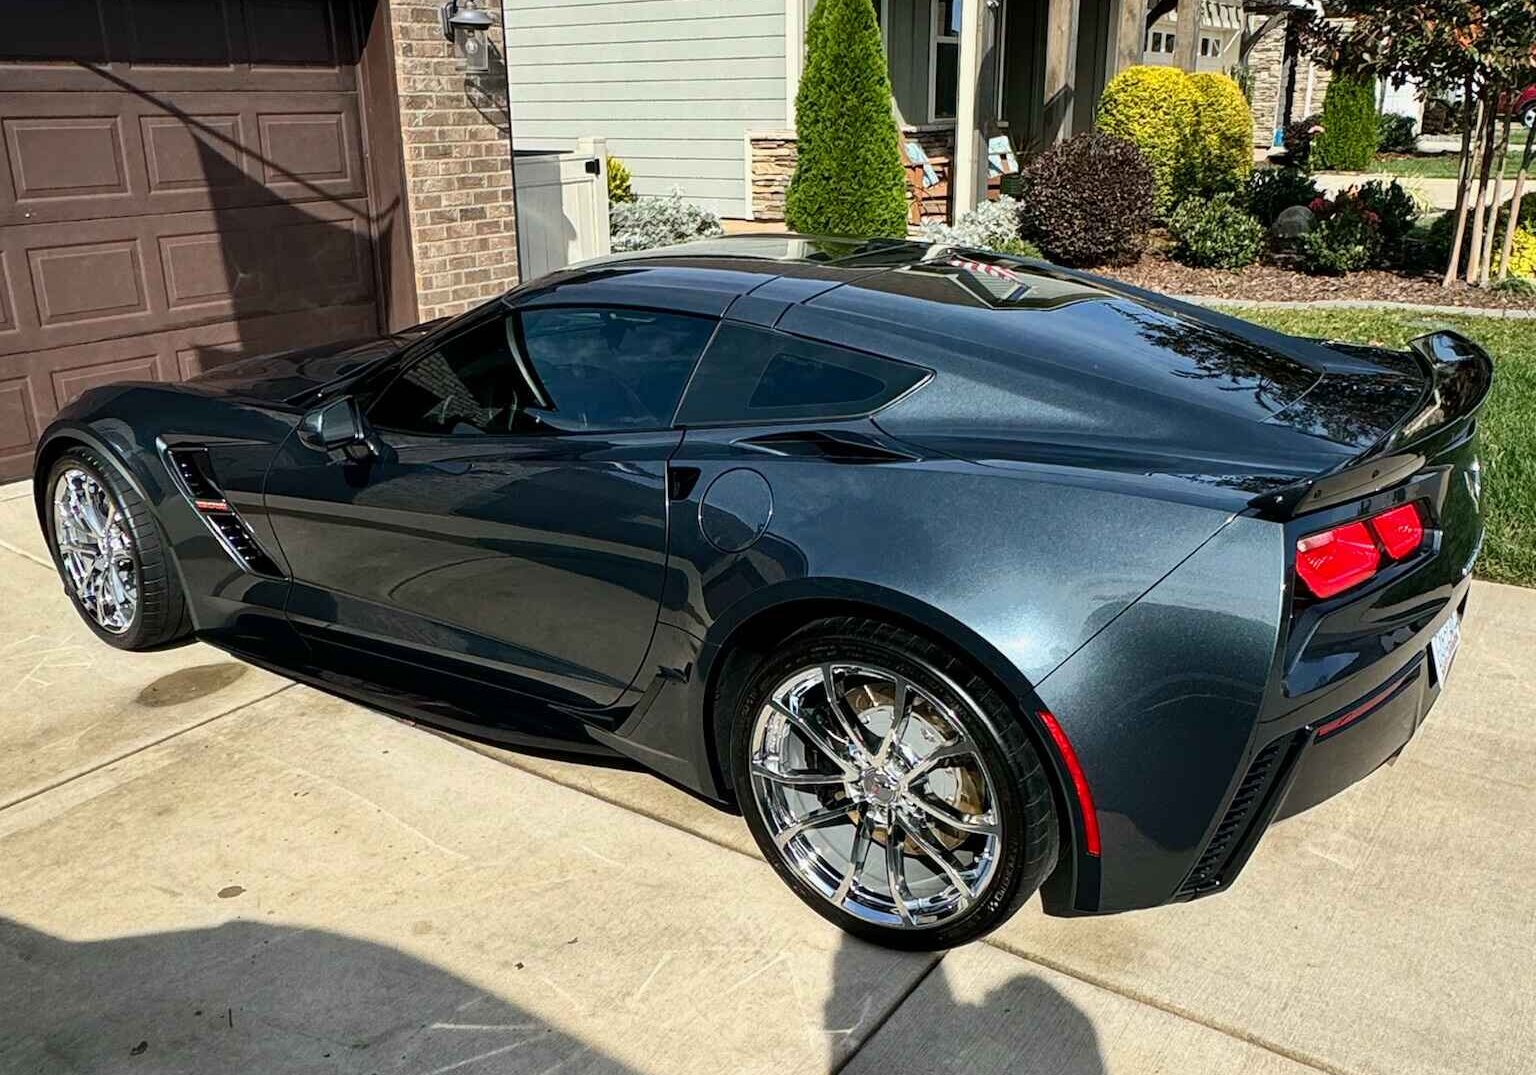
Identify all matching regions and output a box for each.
[185,324,437,404]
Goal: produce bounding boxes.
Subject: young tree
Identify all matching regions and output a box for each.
[784,0,909,238]
[1302,1,1536,286]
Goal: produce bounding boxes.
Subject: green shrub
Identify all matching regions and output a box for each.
[784,0,907,237]
[1017,132,1155,266]
[1189,72,1254,196]
[1424,198,1536,270]
[1245,167,1322,227]
[609,190,725,252]
[1356,179,1418,253]
[1096,65,1199,215]
[1300,199,1382,274]
[1312,76,1379,171]
[1378,112,1418,154]
[1169,193,1265,269]
[606,156,634,204]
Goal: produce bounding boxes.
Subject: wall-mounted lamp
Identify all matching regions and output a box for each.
[439,0,495,73]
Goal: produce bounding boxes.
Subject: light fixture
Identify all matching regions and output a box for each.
[440,0,495,73]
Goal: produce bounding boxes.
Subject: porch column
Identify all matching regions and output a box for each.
[1041,0,1079,146]
[1173,0,1201,71]
[952,0,989,217]
[1112,0,1149,75]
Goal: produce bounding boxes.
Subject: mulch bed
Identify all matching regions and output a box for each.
[1099,254,1536,310]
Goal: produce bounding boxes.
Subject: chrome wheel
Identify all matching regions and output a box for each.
[52,467,138,634]
[749,662,1003,930]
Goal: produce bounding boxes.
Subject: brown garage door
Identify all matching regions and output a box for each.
[0,0,410,481]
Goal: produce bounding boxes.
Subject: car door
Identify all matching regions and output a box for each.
[262,301,716,711]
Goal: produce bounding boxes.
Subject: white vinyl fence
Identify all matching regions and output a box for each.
[513,137,612,281]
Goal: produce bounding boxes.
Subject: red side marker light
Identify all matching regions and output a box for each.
[1037,709,1100,857]
[1371,503,1425,560]
[1295,521,1380,599]
[193,498,231,513]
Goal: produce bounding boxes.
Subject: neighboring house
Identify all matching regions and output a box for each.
[1142,1,1244,72]
[0,1,522,482]
[502,0,1154,223]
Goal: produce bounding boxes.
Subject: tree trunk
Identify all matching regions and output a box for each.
[1444,78,1481,287]
[1497,120,1536,282]
[1465,96,1498,285]
[1479,112,1514,287]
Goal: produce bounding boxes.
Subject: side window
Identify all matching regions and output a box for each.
[367,316,522,436]
[366,306,715,437]
[674,323,928,426]
[514,307,716,432]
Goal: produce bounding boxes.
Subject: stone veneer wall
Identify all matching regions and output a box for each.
[387,1,519,319]
[748,127,957,223]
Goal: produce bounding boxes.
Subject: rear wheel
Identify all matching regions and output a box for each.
[730,617,1058,950]
[45,447,191,650]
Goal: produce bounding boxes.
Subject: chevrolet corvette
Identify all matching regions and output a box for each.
[34,237,1490,948]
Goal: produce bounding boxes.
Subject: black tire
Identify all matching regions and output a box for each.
[44,446,192,650]
[729,616,1059,950]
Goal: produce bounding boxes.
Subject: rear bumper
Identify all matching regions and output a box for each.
[1174,576,1471,901]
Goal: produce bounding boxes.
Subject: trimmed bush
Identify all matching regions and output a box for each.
[1378,112,1418,154]
[1096,65,1199,215]
[1300,200,1382,275]
[1190,72,1255,195]
[1245,167,1322,227]
[1356,179,1418,252]
[784,0,907,237]
[1425,197,1536,270]
[1017,132,1155,266]
[609,190,724,252]
[1312,76,1379,171]
[922,196,1043,256]
[607,156,634,204]
[1169,193,1265,269]
[1510,227,1536,279]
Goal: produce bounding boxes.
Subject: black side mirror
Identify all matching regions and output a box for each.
[299,398,376,461]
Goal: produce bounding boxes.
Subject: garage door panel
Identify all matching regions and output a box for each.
[29,240,150,328]
[0,253,15,335]
[0,93,367,227]
[51,353,163,413]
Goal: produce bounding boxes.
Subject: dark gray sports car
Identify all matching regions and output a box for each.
[34,237,1490,949]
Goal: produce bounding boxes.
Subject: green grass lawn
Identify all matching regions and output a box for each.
[1360,152,1524,180]
[1222,307,1536,588]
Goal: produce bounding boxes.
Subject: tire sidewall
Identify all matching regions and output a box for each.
[45,450,152,649]
[730,620,1057,951]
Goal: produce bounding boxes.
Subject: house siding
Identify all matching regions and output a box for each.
[501,0,788,218]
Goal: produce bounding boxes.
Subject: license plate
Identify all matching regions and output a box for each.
[1430,613,1462,686]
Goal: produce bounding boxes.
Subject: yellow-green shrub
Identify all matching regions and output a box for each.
[1510,227,1536,279]
[607,156,635,204]
[1097,65,1199,215]
[1190,72,1254,195]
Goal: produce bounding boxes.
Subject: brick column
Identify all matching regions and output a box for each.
[387,1,518,320]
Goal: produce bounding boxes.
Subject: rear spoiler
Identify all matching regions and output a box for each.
[1249,331,1493,520]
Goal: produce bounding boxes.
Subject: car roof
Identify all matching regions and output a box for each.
[514,235,1121,327]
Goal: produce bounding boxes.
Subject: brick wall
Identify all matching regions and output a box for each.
[387,1,518,320]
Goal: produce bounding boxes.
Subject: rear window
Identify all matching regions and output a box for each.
[675,323,928,426]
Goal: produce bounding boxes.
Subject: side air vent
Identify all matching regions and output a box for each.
[1178,733,1300,897]
[163,446,283,578]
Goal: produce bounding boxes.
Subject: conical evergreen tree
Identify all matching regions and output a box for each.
[784,0,909,237]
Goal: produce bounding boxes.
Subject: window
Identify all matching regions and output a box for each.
[1201,35,1217,58]
[932,0,961,120]
[1149,31,1163,53]
[674,323,929,426]
[367,307,714,437]
[1164,32,1176,53]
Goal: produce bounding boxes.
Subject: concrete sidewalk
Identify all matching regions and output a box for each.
[2,480,1533,1074]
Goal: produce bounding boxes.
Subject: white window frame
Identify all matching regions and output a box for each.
[927,0,1005,125]
[1150,30,1163,53]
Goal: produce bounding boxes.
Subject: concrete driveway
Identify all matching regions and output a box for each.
[2,478,1533,1075]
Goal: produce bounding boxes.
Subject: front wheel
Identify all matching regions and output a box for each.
[730,618,1059,950]
[45,447,191,650]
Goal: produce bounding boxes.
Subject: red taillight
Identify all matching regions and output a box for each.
[1371,503,1425,560]
[1037,709,1100,857]
[1295,502,1428,600]
[1295,521,1380,599]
